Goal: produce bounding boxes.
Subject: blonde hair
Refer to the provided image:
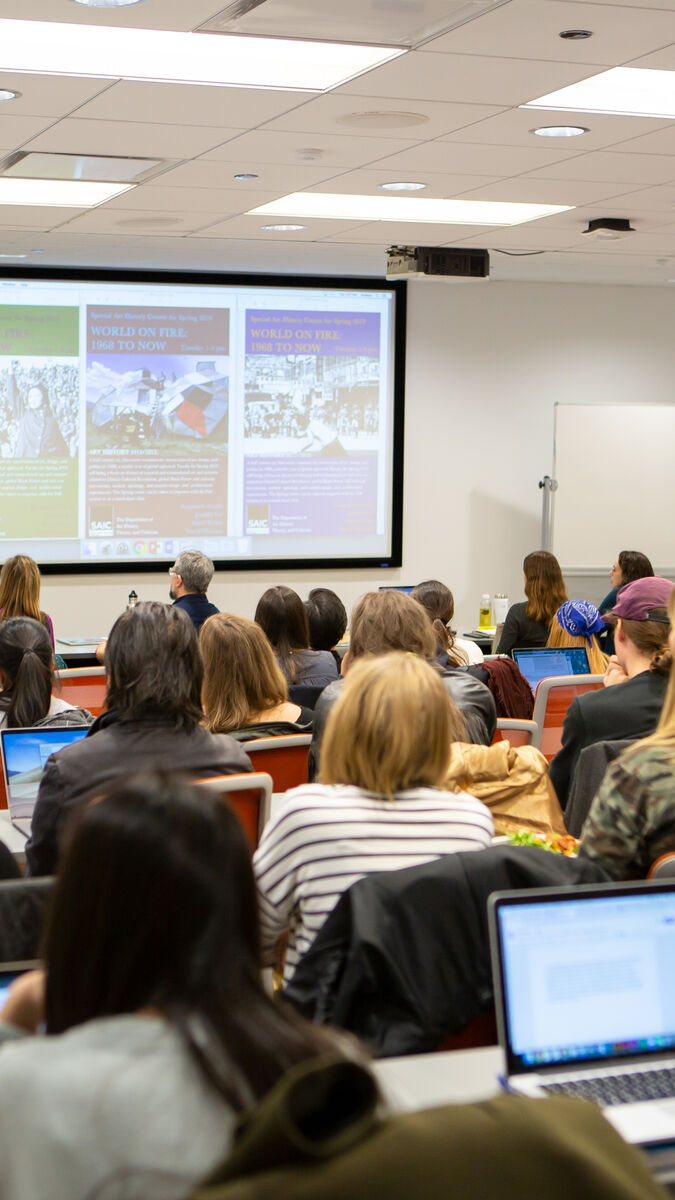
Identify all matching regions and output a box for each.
[633,590,675,749]
[200,613,287,733]
[546,620,609,674]
[523,551,568,625]
[0,555,45,625]
[319,653,466,797]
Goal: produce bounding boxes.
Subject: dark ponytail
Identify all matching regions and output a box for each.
[0,617,53,727]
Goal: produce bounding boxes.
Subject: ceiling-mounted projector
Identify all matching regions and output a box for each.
[385,245,489,280]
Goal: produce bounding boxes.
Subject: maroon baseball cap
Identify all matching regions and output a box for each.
[610,576,675,622]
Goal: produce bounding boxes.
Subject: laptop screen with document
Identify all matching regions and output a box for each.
[512,646,590,692]
[489,884,675,1076]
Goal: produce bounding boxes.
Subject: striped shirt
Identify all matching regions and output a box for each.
[253,783,494,981]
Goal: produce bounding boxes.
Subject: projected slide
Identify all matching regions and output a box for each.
[0,273,400,568]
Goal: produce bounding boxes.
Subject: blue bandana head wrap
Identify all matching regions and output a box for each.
[556,601,605,645]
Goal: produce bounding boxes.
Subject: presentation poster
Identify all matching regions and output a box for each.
[0,305,79,539]
[243,310,381,537]
[85,305,230,545]
[0,276,398,566]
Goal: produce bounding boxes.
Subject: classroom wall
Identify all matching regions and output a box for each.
[41,279,675,642]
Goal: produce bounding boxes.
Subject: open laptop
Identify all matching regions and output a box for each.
[512,645,590,693]
[1,727,89,835]
[489,882,675,1147]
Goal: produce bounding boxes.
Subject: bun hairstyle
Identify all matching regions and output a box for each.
[523,551,568,625]
[0,616,54,728]
[411,579,469,667]
[619,616,671,678]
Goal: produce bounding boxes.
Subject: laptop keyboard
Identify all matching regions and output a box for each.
[541,1068,675,1106]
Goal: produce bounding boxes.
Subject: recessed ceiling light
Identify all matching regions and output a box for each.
[0,88,18,102]
[532,125,588,138]
[379,181,427,191]
[524,67,675,120]
[261,224,307,231]
[0,18,404,92]
[0,178,132,207]
[336,111,429,130]
[72,0,146,7]
[234,173,258,182]
[559,29,592,40]
[249,193,573,226]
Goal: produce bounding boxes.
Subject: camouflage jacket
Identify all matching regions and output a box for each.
[578,743,675,879]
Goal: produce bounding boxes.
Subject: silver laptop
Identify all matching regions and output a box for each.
[489,882,675,1146]
[1,726,89,835]
[512,645,590,693]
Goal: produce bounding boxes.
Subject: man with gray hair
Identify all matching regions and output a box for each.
[169,549,219,632]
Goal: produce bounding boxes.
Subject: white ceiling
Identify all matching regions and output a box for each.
[2,0,675,284]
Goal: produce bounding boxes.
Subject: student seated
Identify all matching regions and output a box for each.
[255,585,339,688]
[411,579,483,665]
[550,577,674,811]
[308,590,496,777]
[0,618,92,730]
[0,555,56,649]
[599,549,654,654]
[25,602,252,876]
[546,600,609,674]
[304,587,348,672]
[200,613,314,739]
[0,773,338,1200]
[254,654,493,982]
[496,550,568,656]
[579,585,675,879]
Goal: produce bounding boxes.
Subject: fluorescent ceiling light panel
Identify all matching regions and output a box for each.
[0,179,133,206]
[0,19,403,92]
[248,193,572,226]
[524,67,675,120]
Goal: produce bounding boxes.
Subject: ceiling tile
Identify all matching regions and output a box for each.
[525,149,675,183]
[336,53,604,106]
[0,74,111,117]
[24,118,228,159]
[436,107,673,151]
[146,160,344,192]
[70,80,310,129]
[51,206,213,235]
[369,140,583,176]
[191,214,371,239]
[609,125,675,157]
[457,176,633,204]
[302,168,499,196]
[203,129,421,169]
[0,115,59,149]
[261,95,506,140]
[420,0,675,64]
[98,184,252,215]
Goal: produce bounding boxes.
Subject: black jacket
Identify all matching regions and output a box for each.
[284,845,608,1057]
[549,669,667,811]
[25,710,252,876]
[307,668,496,780]
[496,601,549,656]
[172,592,219,632]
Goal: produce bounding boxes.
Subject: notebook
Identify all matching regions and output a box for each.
[512,646,590,692]
[1,727,89,835]
[489,882,675,1146]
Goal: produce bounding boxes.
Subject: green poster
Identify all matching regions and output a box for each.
[0,306,79,356]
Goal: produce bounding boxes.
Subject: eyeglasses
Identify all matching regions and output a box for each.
[168,568,177,576]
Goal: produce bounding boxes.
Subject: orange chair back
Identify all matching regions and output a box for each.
[197,773,272,853]
[55,668,107,717]
[244,735,311,792]
[533,677,604,762]
[491,719,537,748]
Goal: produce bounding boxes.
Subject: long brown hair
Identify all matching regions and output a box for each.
[320,653,465,797]
[411,579,469,667]
[0,616,54,727]
[200,613,287,733]
[0,555,47,627]
[523,551,568,625]
[254,586,309,684]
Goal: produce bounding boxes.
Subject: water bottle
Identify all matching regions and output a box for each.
[478,594,492,628]
[493,593,509,625]
[127,589,138,610]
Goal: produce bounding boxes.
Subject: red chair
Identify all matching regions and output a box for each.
[55,667,107,717]
[243,734,311,793]
[197,773,272,852]
[491,719,537,748]
[531,675,604,762]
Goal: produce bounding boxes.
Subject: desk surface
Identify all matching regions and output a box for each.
[374,1045,501,1112]
[0,811,27,864]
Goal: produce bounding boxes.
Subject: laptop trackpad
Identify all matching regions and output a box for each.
[605,1100,675,1145]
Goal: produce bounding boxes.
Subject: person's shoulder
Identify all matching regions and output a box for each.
[614,742,675,781]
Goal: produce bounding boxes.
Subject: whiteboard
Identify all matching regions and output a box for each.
[552,404,675,573]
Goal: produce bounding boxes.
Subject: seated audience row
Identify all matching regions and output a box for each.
[0,554,56,650]
[255,585,339,688]
[0,618,92,730]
